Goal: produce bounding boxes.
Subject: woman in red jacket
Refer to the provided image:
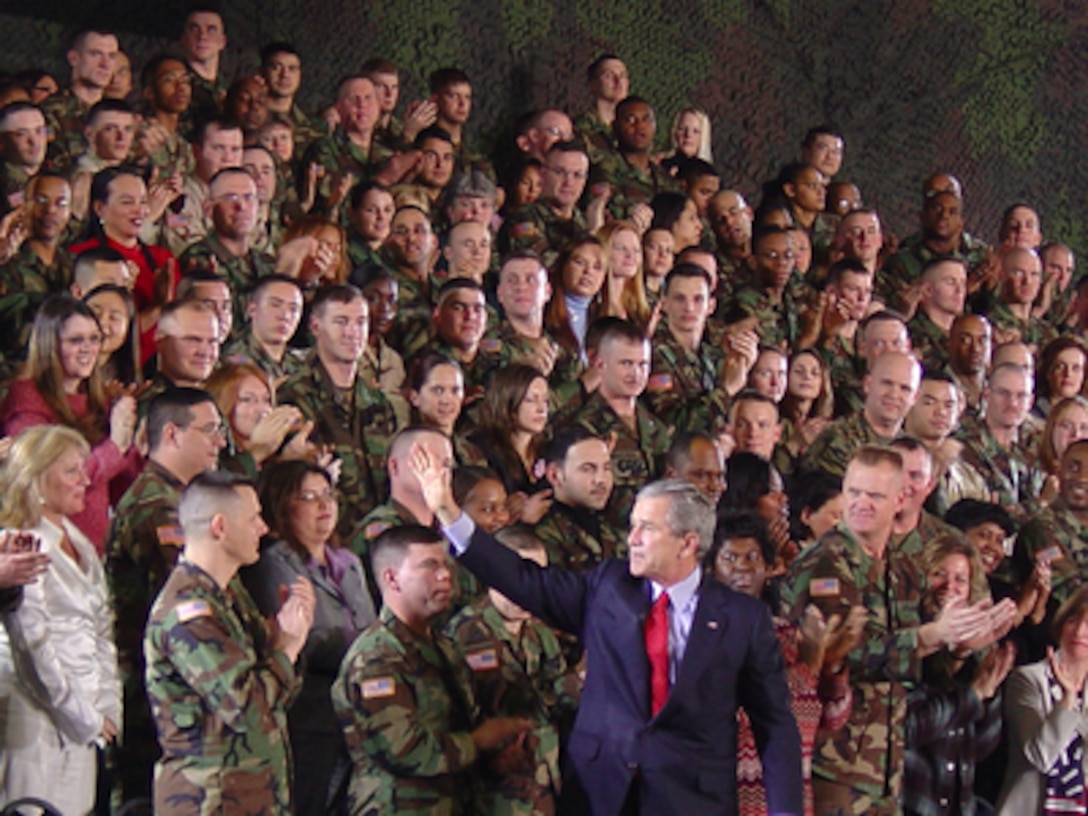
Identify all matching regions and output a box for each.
[69,166,179,366]
[1,294,139,553]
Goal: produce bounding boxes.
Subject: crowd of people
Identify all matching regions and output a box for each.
[0,6,1086,816]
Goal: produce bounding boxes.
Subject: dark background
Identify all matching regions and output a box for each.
[2,0,1085,255]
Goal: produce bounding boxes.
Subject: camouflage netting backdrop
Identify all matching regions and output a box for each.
[2,0,1086,255]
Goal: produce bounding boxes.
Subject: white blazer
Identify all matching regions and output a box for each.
[996,658,1088,815]
[2,517,121,748]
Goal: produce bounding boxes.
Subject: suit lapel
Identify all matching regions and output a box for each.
[603,575,654,713]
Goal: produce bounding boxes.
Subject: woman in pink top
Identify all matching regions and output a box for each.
[1,294,138,553]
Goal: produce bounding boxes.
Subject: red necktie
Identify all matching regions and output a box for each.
[645,591,670,716]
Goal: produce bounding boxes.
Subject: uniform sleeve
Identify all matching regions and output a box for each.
[157,602,296,733]
[332,648,479,777]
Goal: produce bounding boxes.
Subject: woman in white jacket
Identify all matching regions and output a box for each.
[0,424,121,815]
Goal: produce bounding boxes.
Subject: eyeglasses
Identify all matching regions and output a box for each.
[190,422,228,438]
[295,489,338,504]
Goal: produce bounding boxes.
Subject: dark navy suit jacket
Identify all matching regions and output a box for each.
[459,526,804,816]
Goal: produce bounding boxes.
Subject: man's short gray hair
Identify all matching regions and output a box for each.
[635,478,715,556]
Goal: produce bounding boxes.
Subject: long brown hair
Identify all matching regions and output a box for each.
[780,348,834,424]
[474,363,547,489]
[544,235,604,356]
[23,294,109,444]
[597,220,651,329]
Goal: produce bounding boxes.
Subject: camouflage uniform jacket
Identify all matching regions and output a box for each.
[983,299,1057,351]
[589,152,679,221]
[1015,497,1088,607]
[730,279,807,349]
[106,459,187,679]
[41,87,90,170]
[179,231,276,335]
[572,110,614,165]
[954,414,1044,521]
[446,598,581,816]
[499,199,587,269]
[712,251,753,319]
[287,101,329,159]
[145,560,300,815]
[645,329,730,434]
[184,73,228,136]
[800,412,896,479]
[389,265,433,359]
[571,392,668,544]
[139,120,196,180]
[878,235,988,313]
[302,127,395,217]
[780,524,927,807]
[0,243,74,362]
[277,352,398,537]
[0,161,31,218]
[907,308,951,372]
[332,606,482,816]
[476,321,584,413]
[532,499,618,570]
[346,226,394,272]
[222,331,306,385]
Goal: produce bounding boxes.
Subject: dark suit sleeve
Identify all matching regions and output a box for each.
[738,603,804,815]
[458,526,591,636]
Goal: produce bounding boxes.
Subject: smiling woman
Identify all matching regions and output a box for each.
[0,424,121,815]
[0,294,140,553]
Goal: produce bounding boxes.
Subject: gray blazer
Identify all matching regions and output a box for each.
[242,540,377,735]
[996,658,1088,815]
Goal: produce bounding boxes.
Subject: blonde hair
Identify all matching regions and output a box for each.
[597,220,651,330]
[669,107,713,163]
[0,425,90,529]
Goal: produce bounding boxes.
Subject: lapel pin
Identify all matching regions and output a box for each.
[707,620,719,630]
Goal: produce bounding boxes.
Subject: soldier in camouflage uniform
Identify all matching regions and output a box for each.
[802,351,920,478]
[730,226,811,349]
[878,191,988,313]
[385,204,438,357]
[446,528,581,816]
[40,29,120,170]
[106,389,226,801]
[983,247,1057,350]
[0,102,48,219]
[303,76,395,220]
[781,447,947,816]
[0,173,74,363]
[178,9,229,133]
[955,363,1045,522]
[905,258,967,371]
[589,96,679,221]
[261,42,328,160]
[277,285,399,538]
[1015,439,1088,612]
[136,56,197,181]
[573,55,628,164]
[569,321,669,545]
[645,264,736,434]
[178,168,275,332]
[221,274,305,384]
[500,140,590,269]
[533,427,617,571]
[333,525,532,815]
[481,253,584,413]
[707,189,754,318]
[145,471,314,815]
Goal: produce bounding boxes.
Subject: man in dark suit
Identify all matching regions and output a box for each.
[412,445,804,816]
